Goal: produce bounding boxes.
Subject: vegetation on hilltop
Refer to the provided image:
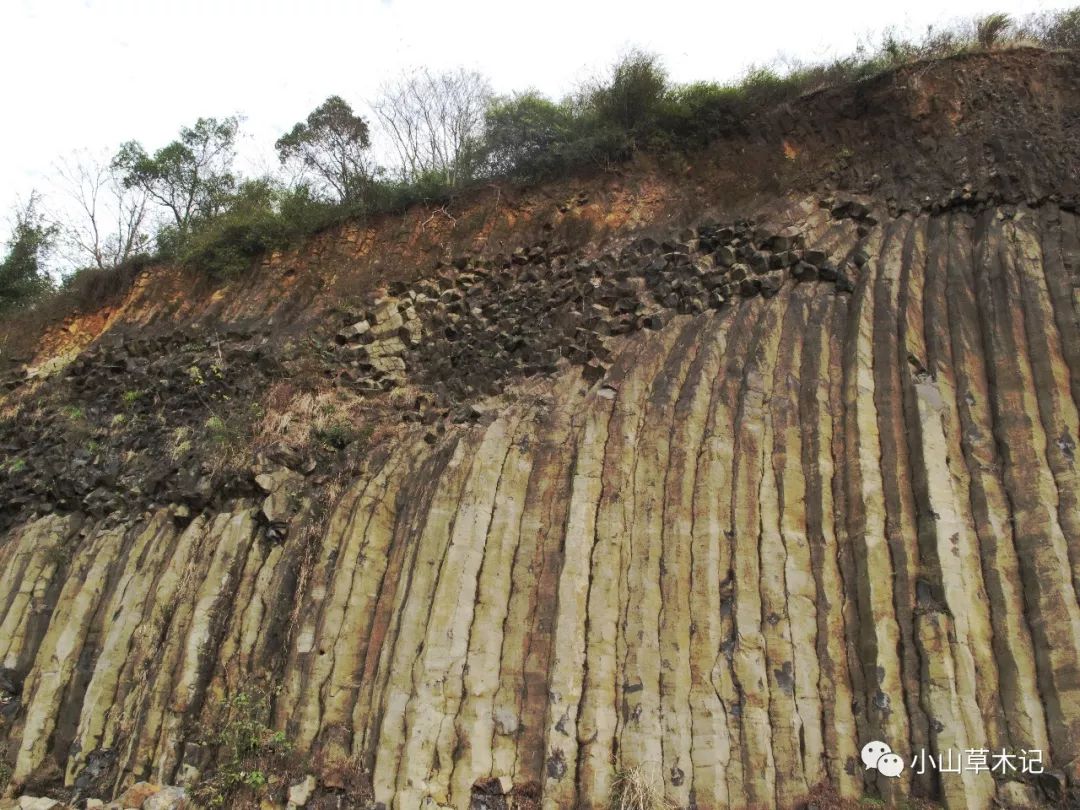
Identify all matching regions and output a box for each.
[0,8,1077,329]
[0,194,57,314]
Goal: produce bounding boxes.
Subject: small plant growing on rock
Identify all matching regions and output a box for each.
[43,538,75,569]
[191,684,294,808]
[313,419,358,449]
[205,414,229,441]
[169,425,193,460]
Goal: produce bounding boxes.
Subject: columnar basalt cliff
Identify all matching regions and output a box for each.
[0,50,1079,809]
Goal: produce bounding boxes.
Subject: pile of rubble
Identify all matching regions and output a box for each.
[332,213,862,404]
[0,330,279,531]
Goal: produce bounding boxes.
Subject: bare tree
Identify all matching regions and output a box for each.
[54,151,149,270]
[372,68,492,188]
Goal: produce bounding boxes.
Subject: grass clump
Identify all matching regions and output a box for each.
[611,766,676,810]
[977,12,1014,48]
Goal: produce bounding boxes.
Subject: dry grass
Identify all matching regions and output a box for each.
[255,383,335,450]
[611,766,677,810]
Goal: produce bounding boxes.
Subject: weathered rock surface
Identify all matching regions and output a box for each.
[1,49,1080,810]
[0,200,1076,808]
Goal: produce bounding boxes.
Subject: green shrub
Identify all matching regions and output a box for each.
[483,93,580,181]
[368,169,456,212]
[59,255,151,312]
[589,49,670,138]
[654,82,745,147]
[0,195,57,314]
[192,685,293,808]
[172,178,288,277]
[276,183,346,236]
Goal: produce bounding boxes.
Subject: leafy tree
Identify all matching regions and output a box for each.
[275,96,373,203]
[483,93,577,181]
[0,194,58,313]
[588,49,669,139]
[113,116,240,232]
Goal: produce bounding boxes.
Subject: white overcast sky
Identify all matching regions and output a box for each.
[0,0,1074,249]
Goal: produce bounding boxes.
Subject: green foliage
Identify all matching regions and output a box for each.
[6,7,1079,316]
[162,178,364,277]
[113,116,240,232]
[369,169,456,212]
[170,178,288,277]
[0,194,57,314]
[653,82,744,147]
[589,49,670,137]
[313,419,359,449]
[276,95,373,203]
[276,182,347,234]
[483,93,576,180]
[480,92,623,180]
[205,414,232,443]
[193,685,293,808]
[59,255,151,311]
[977,13,1014,48]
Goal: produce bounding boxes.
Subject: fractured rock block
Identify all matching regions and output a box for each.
[143,787,188,810]
[335,320,371,343]
[287,775,317,808]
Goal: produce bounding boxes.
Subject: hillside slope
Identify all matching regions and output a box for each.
[0,49,1079,809]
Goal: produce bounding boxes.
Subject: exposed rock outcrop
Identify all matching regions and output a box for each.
[0,50,1078,810]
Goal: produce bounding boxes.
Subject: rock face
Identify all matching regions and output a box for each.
[0,200,1077,808]
[1,51,1080,810]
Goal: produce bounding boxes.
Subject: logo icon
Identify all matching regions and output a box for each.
[861,740,905,778]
